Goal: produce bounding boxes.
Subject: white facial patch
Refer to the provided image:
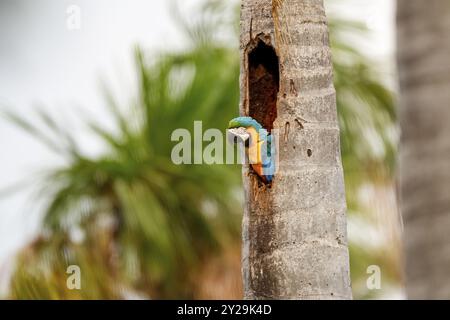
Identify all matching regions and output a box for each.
[227,127,250,145]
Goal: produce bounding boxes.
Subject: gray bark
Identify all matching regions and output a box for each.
[240,0,352,299]
[397,0,450,299]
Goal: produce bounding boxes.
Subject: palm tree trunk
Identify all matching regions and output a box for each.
[239,0,352,299]
[397,0,450,299]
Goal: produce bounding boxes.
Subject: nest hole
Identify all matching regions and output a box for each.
[248,41,279,133]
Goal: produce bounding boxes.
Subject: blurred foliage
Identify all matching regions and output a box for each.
[332,22,396,177]
[7,18,242,298]
[329,16,399,298]
[4,0,398,299]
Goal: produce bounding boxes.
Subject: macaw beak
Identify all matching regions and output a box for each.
[227,127,250,146]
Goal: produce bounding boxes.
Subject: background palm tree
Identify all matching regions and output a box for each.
[3,0,398,299]
[397,0,450,299]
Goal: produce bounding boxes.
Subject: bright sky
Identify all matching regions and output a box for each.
[0,0,396,294]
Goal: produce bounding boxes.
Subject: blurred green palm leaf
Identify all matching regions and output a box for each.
[8,41,242,299]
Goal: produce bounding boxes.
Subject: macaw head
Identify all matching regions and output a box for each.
[227,116,266,146]
[227,117,274,183]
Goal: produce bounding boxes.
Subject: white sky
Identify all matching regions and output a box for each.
[0,0,396,293]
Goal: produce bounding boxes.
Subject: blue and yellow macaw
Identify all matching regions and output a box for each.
[227,116,276,183]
